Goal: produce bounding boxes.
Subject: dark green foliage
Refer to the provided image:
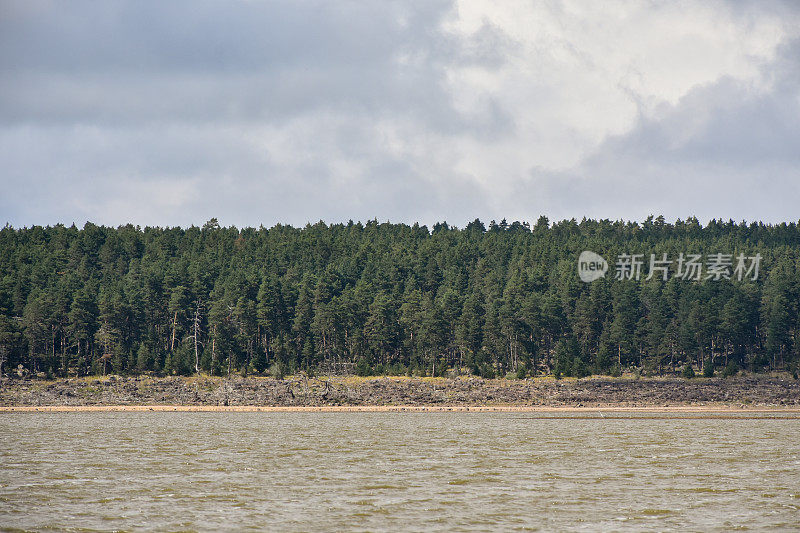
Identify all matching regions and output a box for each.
[572,357,590,378]
[479,363,496,380]
[354,357,372,376]
[682,364,696,379]
[135,343,152,372]
[0,218,798,378]
[721,363,739,378]
[269,361,286,380]
[555,336,580,377]
[703,358,715,378]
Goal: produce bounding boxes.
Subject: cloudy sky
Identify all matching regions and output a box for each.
[1,0,799,229]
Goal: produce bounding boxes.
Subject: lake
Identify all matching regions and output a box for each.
[1,411,799,531]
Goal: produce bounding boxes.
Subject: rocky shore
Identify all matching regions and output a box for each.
[1,374,799,409]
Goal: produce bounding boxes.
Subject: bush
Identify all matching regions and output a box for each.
[573,358,590,378]
[354,358,372,376]
[609,364,622,378]
[703,358,714,378]
[554,337,578,378]
[642,357,658,377]
[136,344,153,372]
[479,364,496,379]
[269,362,285,380]
[595,344,612,374]
[515,365,528,380]
[387,362,406,376]
[682,364,696,379]
[721,363,739,378]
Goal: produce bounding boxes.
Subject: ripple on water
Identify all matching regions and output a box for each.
[1,411,799,531]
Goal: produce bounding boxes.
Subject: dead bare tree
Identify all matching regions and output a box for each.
[190,298,203,374]
[0,345,7,385]
[170,310,178,354]
[210,324,217,376]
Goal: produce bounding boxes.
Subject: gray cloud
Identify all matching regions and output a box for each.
[1,1,799,229]
[0,1,463,126]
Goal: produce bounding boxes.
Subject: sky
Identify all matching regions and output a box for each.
[1,0,799,229]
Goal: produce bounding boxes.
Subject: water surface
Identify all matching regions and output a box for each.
[1,412,799,531]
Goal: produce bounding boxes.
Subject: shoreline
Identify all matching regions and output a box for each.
[3,404,800,414]
[2,374,798,412]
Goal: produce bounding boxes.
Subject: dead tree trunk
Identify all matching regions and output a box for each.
[170,310,178,353]
[191,299,202,374]
[211,325,217,376]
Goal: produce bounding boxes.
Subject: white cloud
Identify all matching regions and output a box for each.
[439,0,796,182]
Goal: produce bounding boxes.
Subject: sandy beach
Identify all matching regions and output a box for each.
[3,404,800,418]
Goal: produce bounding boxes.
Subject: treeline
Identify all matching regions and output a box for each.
[0,216,799,379]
